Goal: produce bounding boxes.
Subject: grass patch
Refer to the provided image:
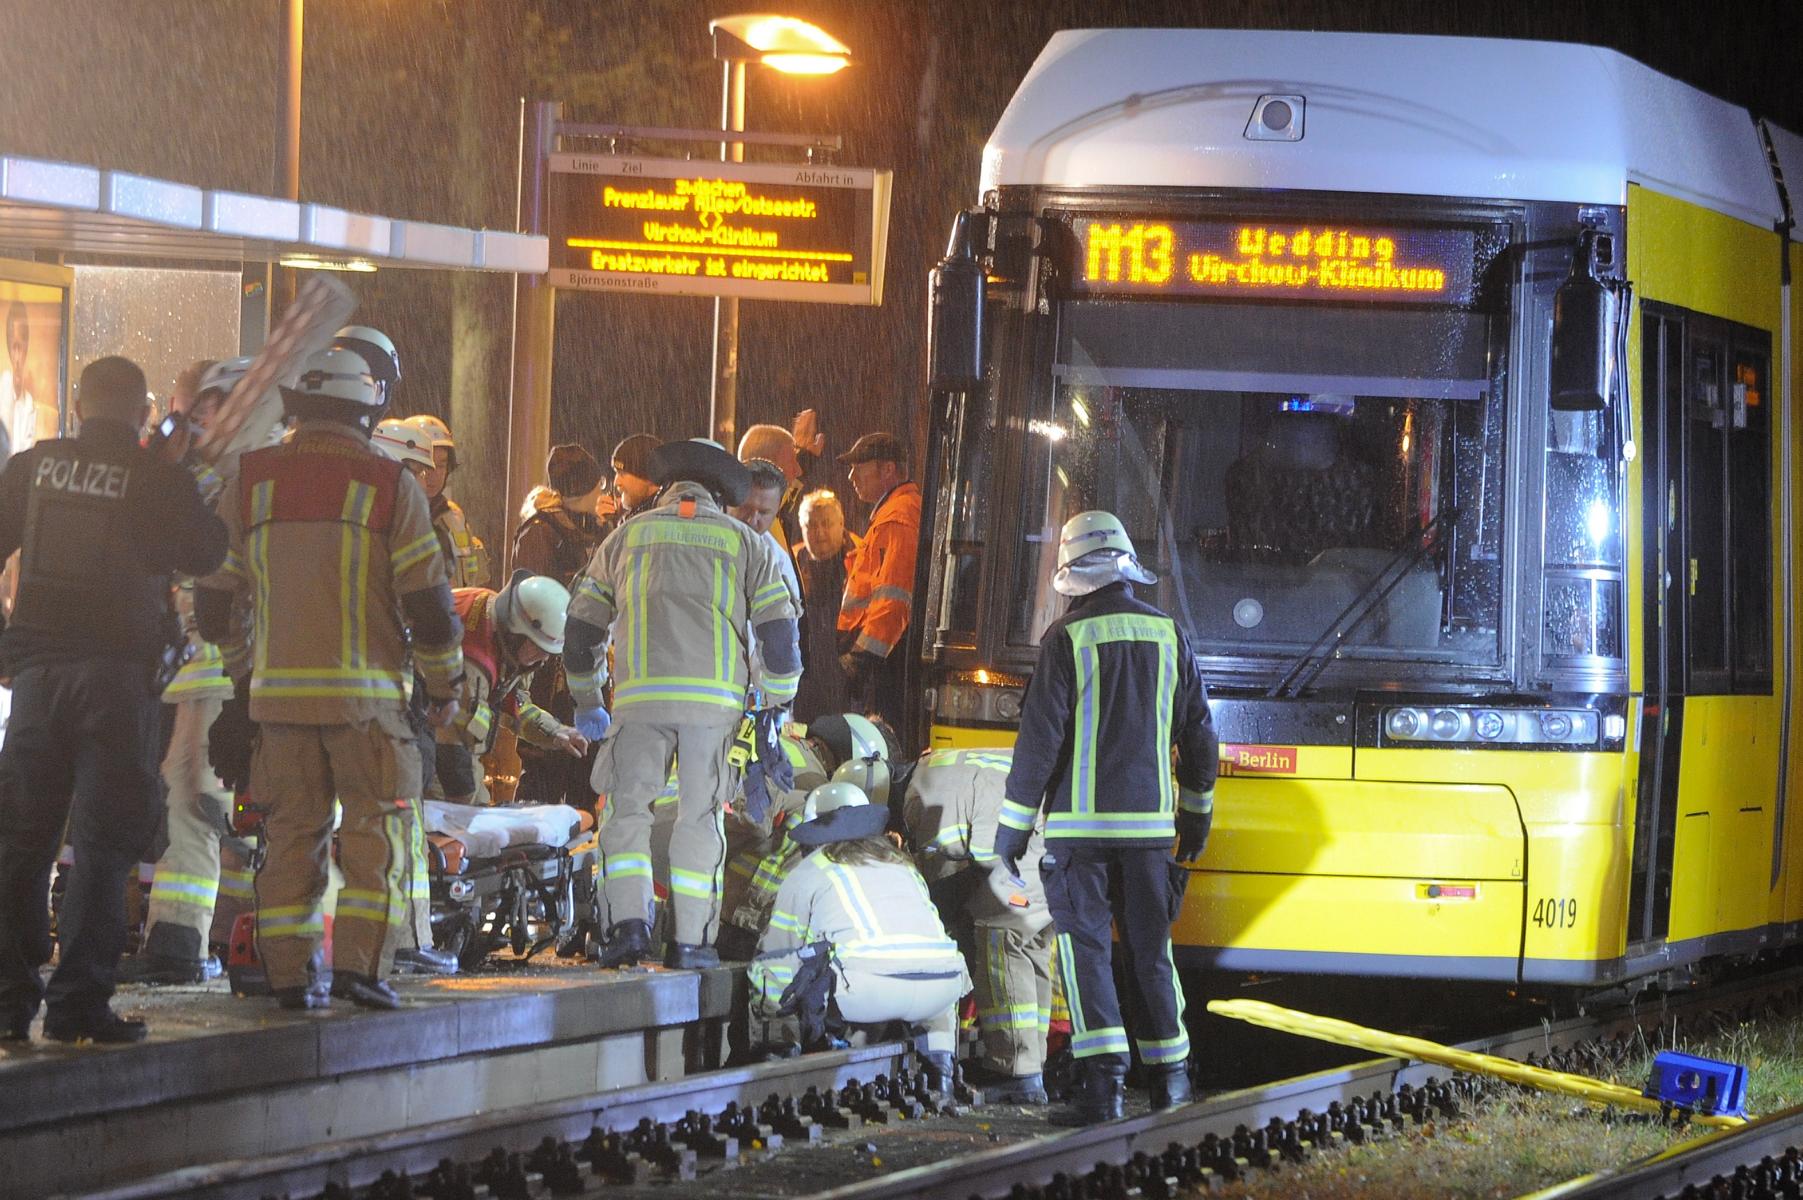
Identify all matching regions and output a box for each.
[1216,1007,1803,1199]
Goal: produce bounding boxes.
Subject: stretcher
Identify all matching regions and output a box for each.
[424,801,596,970]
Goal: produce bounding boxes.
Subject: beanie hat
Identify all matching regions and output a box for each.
[546,443,602,498]
[611,433,662,479]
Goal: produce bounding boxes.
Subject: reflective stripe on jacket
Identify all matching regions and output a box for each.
[837,482,920,659]
[1003,582,1218,847]
[565,482,799,722]
[749,848,968,1004]
[199,426,460,724]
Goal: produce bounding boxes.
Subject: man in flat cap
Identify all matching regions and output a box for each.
[836,433,919,731]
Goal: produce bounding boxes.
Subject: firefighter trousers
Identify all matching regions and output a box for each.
[971,915,1056,1076]
[251,715,420,988]
[592,717,736,948]
[142,695,247,963]
[1041,844,1190,1070]
[751,953,967,1054]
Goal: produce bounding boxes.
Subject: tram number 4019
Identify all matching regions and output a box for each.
[1532,897,1578,929]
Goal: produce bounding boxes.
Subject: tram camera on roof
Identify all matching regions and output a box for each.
[1246,94,1305,141]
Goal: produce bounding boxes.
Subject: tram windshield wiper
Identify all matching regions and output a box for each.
[1265,507,1458,700]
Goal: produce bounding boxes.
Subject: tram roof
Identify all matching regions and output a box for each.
[0,154,547,272]
[981,30,1788,228]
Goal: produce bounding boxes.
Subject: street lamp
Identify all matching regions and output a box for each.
[705,13,851,447]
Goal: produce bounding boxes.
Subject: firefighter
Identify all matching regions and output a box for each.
[371,414,461,975]
[196,347,463,1011]
[900,745,1053,1104]
[995,511,1218,1122]
[747,781,968,1091]
[564,437,800,970]
[0,356,226,1043]
[123,356,257,985]
[715,713,872,957]
[440,572,587,805]
[406,413,490,588]
[836,433,920,730]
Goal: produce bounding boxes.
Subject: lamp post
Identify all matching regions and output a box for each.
[705,14,850,448]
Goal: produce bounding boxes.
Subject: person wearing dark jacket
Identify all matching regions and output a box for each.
[513,443,605,585]
[512,443,606,805]
[0,356,227,1043]
[995,510,1218,1123]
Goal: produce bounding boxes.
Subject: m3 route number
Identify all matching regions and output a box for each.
[1532,896,1578,930]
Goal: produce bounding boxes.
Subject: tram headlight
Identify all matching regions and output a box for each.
[1381,704,1605,747]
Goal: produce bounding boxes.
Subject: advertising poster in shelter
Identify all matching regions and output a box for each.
[0,271,69,455]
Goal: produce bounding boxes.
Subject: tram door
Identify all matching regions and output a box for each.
[1630,303,1775,949]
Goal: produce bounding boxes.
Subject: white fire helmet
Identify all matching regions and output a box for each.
[281,348,385,430]
[197,355,254,400]
[371,417,434,471]
[827,712,891,806]
[331,325,401,396]
[494,569,569,654]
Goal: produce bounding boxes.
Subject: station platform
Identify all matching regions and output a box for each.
[0,958,740,1200]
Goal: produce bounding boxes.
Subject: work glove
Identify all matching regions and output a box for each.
[1175,806,1213,864]
[838,650,881,691]
[992,824,1032,879]
[575,704,612,742]
[753,707,794,794]
[208,676,257,793]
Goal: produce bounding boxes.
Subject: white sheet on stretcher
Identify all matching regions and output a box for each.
[423,802,584,860]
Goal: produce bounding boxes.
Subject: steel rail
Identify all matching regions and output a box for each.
[61,1040,912,1200]
[1519,1103,1803,1199]
[816,969,1803,1200]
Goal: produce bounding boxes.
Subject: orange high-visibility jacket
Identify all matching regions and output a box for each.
[837,481,921,659]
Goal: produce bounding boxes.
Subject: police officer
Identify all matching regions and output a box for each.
[564,438,800,970]
[748,781,968,1092]
[995,511,1218,1121]
[196,347,463,1011]
[0,356,226,1043]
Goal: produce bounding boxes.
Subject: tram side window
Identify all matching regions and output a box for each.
[1680,325,1771,694]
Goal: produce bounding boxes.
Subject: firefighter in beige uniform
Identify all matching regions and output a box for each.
[197,348,463,1011]
[406,414,490,588]
[901,745,1053,1103]
[748,781,969,1092]
[563,438,800,970]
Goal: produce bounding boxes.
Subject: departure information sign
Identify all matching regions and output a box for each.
[1069,218,1479,304]
[547,154,892,305]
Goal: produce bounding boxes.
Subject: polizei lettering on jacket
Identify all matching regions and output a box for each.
[35,456,130,499]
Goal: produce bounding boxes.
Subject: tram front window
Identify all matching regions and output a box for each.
[1011,300,1506,685]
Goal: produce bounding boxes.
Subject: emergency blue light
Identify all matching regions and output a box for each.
[1642,1050,1748,1118]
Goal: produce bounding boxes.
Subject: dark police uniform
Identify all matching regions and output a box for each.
[0,417,226,1036]
[1001,582,1217,1076]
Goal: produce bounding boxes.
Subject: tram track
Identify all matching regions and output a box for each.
[61,966,1803,1200]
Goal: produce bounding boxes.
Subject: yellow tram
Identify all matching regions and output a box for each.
[916,29,1803,986]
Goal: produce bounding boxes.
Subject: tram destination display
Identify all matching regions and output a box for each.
[547,154,892,305]
[1070,217,1480,304]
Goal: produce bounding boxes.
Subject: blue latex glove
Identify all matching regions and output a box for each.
[575,705,612,742]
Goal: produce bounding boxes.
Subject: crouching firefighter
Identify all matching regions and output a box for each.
[563,438,800,969]
[747,782,969,1091]
[996,511,1218,1123]
[900,745,1053,1104]
[197,347,463,1011]
[441,572,588,804]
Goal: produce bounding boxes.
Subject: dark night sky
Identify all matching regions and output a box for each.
[1,0,1799,542]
